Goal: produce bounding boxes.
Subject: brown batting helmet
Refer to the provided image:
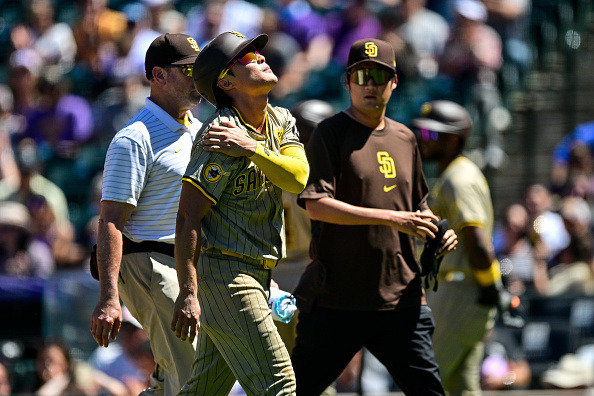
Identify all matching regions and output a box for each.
[193,31,268,107]
[410,100,472,141]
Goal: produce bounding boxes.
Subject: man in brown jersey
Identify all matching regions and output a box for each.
[290,38,457,395]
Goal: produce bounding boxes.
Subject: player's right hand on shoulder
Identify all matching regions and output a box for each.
[171,292,200,343]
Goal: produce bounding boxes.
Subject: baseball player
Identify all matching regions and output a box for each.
[290,38,457,395]
[89,33,201,395]
[171,31,306,395]
[414,100,521,395]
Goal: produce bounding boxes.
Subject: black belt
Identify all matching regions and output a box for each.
[122,235,175,258]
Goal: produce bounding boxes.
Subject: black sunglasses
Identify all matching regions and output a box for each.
[350,68,395,85]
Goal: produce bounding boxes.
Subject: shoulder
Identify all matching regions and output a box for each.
[267,104,291,119]
[113,121,150,148]
[443,157,486,187]
[385,118,417,142]
[314,112,349,133]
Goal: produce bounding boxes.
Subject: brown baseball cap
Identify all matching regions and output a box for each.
[145,33,200,79]
[347,38,396,72]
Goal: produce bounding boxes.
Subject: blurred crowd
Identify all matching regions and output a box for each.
[0,0,592,394]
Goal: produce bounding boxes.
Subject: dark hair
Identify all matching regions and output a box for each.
[35,338,74,386]
[213,73,234,109]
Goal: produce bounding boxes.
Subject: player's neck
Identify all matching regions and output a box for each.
[345,106,385,130]
[231,96,269,134]
[438,152,463,174]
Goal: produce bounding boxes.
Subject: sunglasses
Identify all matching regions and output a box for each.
[415,127,439,142]
[218,51,260,81]
[174,65,193,78]
[350,68,394,86]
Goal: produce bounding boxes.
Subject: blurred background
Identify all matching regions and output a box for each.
[0,0,594,394]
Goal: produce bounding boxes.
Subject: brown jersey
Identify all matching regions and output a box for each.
[297,112,430,311]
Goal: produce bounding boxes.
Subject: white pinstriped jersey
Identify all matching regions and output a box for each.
[183,104,302,260]
[102,98,201,243]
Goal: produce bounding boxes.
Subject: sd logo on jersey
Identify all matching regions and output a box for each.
[204,163,230,183]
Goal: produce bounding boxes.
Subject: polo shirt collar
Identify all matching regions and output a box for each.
[145,98,190,133]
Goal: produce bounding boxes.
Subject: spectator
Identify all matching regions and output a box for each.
[481,327,532,390]
[72,0,128,76]
[546,196,594,296]
[0,201,53,278]
[481,0,533,87]
[396,0,450,79]
[217,0,264,39]
[326,0,382,67]
[551,121,594,198]
[25,194,86,270]
[0,139,69,224]
[0,84,26,142]
[23,72,94,157]
[278,0,328,51]
[524,184,570,262]
[563,144,594,203]
[0,361,10,396]
[8,63,41,117]
[121,2,160,78]
[28,0,77,73]
[440,0,502,103]
[31,339,128,396]
[494,203,548,295]
[0,124,19,190]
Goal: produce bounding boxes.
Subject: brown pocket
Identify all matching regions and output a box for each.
[293,260,326,313]
[90,244,99,281]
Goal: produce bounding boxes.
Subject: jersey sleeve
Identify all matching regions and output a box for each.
[411,139,430,212]
[440,177,488,232]
[101,135,148,206]
[280,111,303,148]
[297,119,339,207]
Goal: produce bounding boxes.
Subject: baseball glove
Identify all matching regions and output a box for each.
[420,218,449,291]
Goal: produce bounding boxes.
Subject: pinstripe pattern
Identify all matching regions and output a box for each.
[184,104,302,260]
[179,253,296,396]
[179,104,298,395]
[102,98,200,243]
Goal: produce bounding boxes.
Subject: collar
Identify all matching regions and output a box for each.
[231,105,268,136]
[145,98,192,133]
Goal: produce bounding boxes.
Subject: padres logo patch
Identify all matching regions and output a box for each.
[364,42,378,57]
[203,163,230,183]
[377,151,396,178]
[187,37,199,51]
[273,128,283,143]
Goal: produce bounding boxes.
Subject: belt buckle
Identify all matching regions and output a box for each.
[262,258,277,269]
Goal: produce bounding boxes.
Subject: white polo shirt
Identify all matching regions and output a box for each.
[102,98,201,243]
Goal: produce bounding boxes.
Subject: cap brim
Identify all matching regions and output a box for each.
[410,118,461,134]
[347,59,395,72]
[231,34,268,62]
[171,54,199,66]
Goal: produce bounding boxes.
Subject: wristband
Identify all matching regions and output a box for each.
[474,260,502,287]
